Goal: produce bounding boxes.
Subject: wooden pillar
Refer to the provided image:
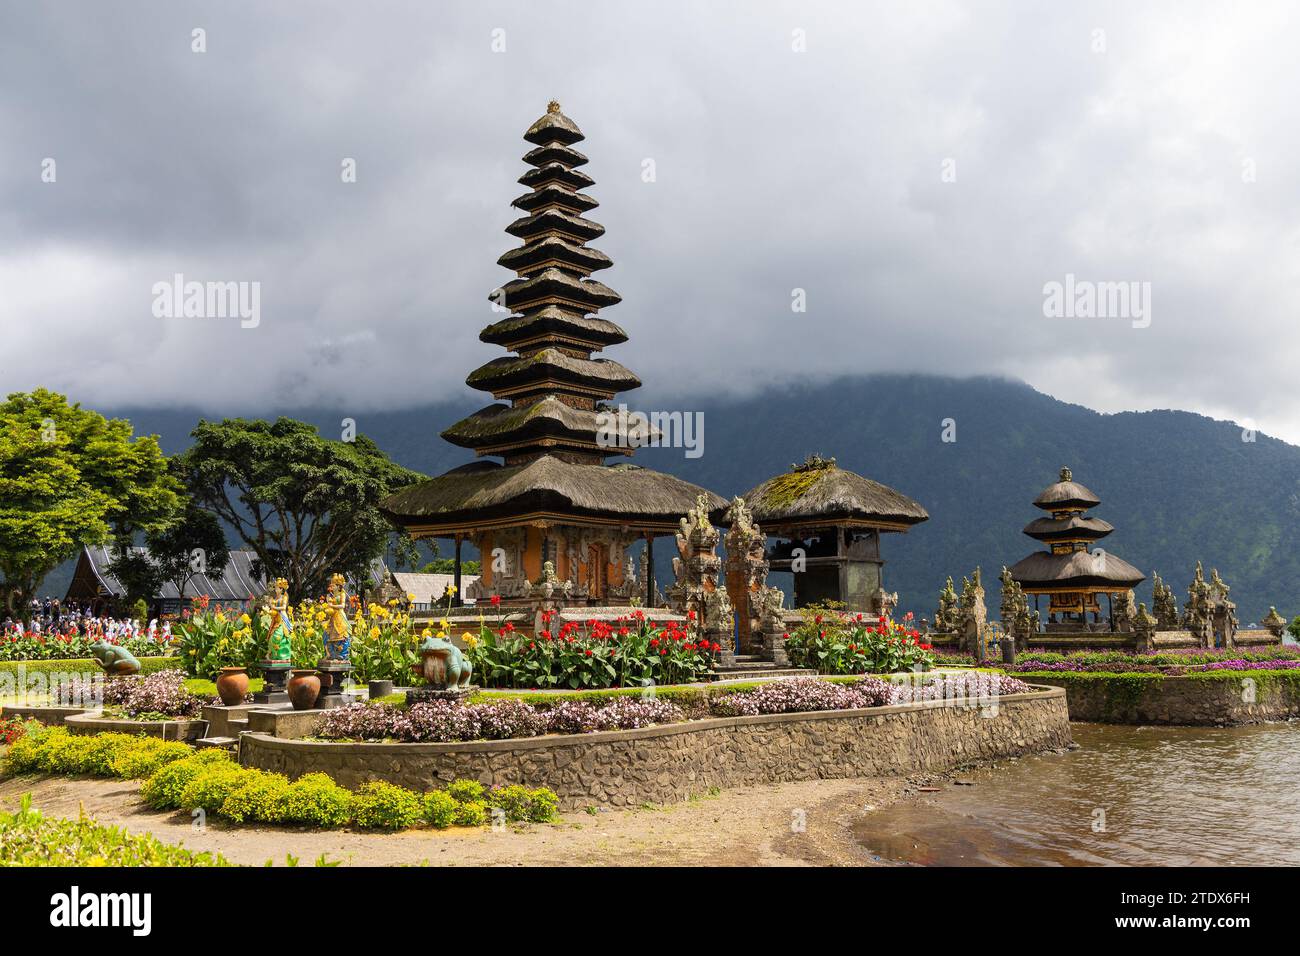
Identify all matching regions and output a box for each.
[645,534,655,608]
[453,535,463,606]
[1107,591,1113,632]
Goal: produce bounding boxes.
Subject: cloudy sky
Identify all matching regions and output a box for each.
[2,1,1298,439]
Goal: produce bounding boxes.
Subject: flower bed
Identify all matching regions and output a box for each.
[318,674,1035,743]
[783,606,935,674]
[467,607,719,689]
[983,646,1300,674]
[0,631,171,663]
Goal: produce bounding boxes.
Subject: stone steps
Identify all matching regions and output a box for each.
[195,736,240,752]
[711,666,812,681]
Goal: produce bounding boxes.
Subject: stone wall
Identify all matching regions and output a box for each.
[240,687,1071,809]
[1024,672,1300,725]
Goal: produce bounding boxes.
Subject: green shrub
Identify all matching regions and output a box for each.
[1,733,45,774]
[0,794,231,866]
[178,763,251,813]
[488,783,559,823]
[280,773,352,828]
[350,780,423,830]
[446,778,485,803]
[220,771,291,824]
[452,800,489,828]
[423,790,457,829]
[108,738,193,779]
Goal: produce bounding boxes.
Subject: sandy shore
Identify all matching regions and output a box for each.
[0,771,945,866]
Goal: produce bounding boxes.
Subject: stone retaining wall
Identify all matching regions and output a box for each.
[1024,673,1300,725]
[240,686,1071,809]
[64,713,207,741]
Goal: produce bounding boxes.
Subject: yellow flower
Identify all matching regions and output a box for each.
[436,631,446,640]
[463,634,479,649]
[370,626,380,638]
[447,585,458,595]
[215,612,226,623]
[406,593,416,602]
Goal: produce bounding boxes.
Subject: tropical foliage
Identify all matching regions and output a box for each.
[466,605,719,689]
[177,416,421,600]
[0,389,180,621]
[783,604,936,674]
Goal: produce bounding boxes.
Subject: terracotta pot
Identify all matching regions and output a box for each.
[287,669,322,711]
[215,666,249,706]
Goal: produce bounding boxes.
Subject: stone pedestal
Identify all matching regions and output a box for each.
[405,685,476,706]
[314,660,356,710]
[254,661,291,705]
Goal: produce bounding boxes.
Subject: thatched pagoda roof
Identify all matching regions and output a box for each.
[466,349,640,398]
[727,455,928,531]
[1006,550,1145,591]
[479,307,627,351]
[1022,514,1114,543]
[1033,466,1101,511]
[381,458,725,534]
[441,398,657,454]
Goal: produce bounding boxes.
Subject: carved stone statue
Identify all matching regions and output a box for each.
[1151,572,1179,628]
[934,576,960,633]
[1133,602,1158,654]
[957,568,987,656]
[998,566,1039,649]
[1262,606,1287,639]
[668,495,735,665]
[1111,589,1136,634]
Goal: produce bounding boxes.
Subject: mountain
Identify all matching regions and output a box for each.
[44,375,1299,624]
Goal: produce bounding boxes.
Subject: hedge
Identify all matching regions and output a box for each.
[3,725,558,832]
[0,657,181,679]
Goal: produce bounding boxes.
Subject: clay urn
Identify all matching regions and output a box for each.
[215,666,249,706]
[287,669,322,711]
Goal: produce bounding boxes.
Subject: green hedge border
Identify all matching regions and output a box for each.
[1014,669,1300,721]
[0,657,181,678]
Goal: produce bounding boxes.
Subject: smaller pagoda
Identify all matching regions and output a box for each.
[724,455,928,618]
[1008,467,1144,629]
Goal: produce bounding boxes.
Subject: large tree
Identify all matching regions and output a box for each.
[178,417,421,600]
[0,389,180,620]
[107,498,231,610]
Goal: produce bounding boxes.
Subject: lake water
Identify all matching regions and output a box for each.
[855,722,1300,866]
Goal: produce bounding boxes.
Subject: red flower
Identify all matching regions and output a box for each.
[490,594,501,607]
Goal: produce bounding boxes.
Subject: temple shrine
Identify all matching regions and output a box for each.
[1007,467,1145,630]
[726,455,928,622]
[380,103,725,607]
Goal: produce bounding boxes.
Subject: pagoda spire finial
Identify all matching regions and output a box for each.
[1059,466,1072,482]
[547,99,562,114]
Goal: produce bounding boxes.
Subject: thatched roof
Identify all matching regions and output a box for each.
[1034,466,1101,511]
[512,184,599,215]
[466,349,640,396]
[727,456,928,530]
[497,238,611,277]
[522,143,589,169]
[480,307,626,350]
[518,162,594,192]
[441,398,654,453]
[380,457,726,532]
[496,268,620,312]
[1022,514,1114,542]
[524,104,584,146]
[1007,550,1145,590]
[506,208,604,243]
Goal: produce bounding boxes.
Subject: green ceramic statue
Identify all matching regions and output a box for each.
[417,635,473,689]
[89,640,141,676]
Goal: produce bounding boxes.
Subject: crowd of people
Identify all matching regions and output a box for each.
[2,597,173,643]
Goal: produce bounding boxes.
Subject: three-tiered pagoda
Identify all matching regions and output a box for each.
[1007,466,1144,628]
[381,102,725,605]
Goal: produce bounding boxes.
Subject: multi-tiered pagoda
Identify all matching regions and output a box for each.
[1007,466,1144,628]
[381,102,724,605]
